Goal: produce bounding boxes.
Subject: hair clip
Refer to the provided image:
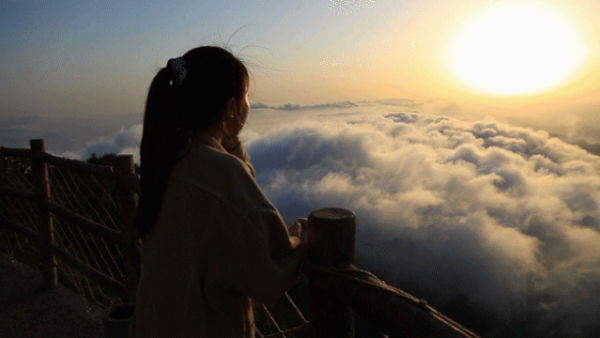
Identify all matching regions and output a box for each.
[167,57,186,86]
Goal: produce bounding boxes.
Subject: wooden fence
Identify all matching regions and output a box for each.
[0,139,481,338]
[0,139,140,302]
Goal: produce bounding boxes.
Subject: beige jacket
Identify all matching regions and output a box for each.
[130,132,308,338]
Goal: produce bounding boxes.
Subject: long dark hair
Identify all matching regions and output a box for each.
[135,46,249,241]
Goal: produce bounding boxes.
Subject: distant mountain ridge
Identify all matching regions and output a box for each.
[549,132,600,156]
[574,139,600,156]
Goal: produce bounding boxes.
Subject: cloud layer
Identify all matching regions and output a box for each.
[46,124,143,164]
[79,124,143,164]
[245,111,600,337]
[24,99,600,336]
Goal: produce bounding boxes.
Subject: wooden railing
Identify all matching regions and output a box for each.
[306,208,481,337]
[1,139,481,338]
[0,139,141,302]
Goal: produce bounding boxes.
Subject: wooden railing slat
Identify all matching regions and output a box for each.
[0,187,35,201]
[0,218,40,241]
[0,146,32,158]
[33,152,115,179]
[0,218,129,301]
[47,241,128,300]
[44,201,124,245]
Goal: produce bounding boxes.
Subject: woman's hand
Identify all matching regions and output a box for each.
[221,135,241,153]
[288,218,308,244]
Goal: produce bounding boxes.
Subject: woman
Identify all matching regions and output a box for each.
[129,46,309,338]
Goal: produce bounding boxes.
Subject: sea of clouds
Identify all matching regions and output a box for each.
[43,100,600,337]
[245,109,600,337]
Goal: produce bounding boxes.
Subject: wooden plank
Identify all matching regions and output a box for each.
[0,146,32,158]
[0,187,35,201]
[44,201,124,245]
[31,139,58,290]
[33,152,114,179]
[0,218,39,241]
[113,155,141,303]
[47,241,128,301]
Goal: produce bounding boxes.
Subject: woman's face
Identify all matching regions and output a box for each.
[239,82,250,127]
[224,81,249,138]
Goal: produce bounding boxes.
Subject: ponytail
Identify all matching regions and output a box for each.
[134,67,191,241]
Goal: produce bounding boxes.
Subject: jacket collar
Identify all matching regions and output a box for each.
[175,131,227,161]
[193,131,228,154]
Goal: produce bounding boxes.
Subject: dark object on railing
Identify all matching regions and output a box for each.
[307,207,356,338]
[31,139,58,290]
[113,155,141,303]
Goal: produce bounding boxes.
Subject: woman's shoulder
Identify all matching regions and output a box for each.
[169,143,272,215]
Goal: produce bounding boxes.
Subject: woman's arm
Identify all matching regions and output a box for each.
[228,210,308,306]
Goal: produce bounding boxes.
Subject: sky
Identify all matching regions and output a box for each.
[2,0,600,118]
[2,0,600,337]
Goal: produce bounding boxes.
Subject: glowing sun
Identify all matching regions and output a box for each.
[447,1,588,96]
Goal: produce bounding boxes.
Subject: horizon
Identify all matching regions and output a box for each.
[2,98,600,163]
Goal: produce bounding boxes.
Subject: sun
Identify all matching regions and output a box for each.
[446,0,588,96]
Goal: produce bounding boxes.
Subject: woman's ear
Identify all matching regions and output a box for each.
[225,97,237,118]
[223,97,240,138]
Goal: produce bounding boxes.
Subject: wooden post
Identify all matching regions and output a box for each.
[31,139,58,290]
[307,208,356,338]
[114,155,141,303]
